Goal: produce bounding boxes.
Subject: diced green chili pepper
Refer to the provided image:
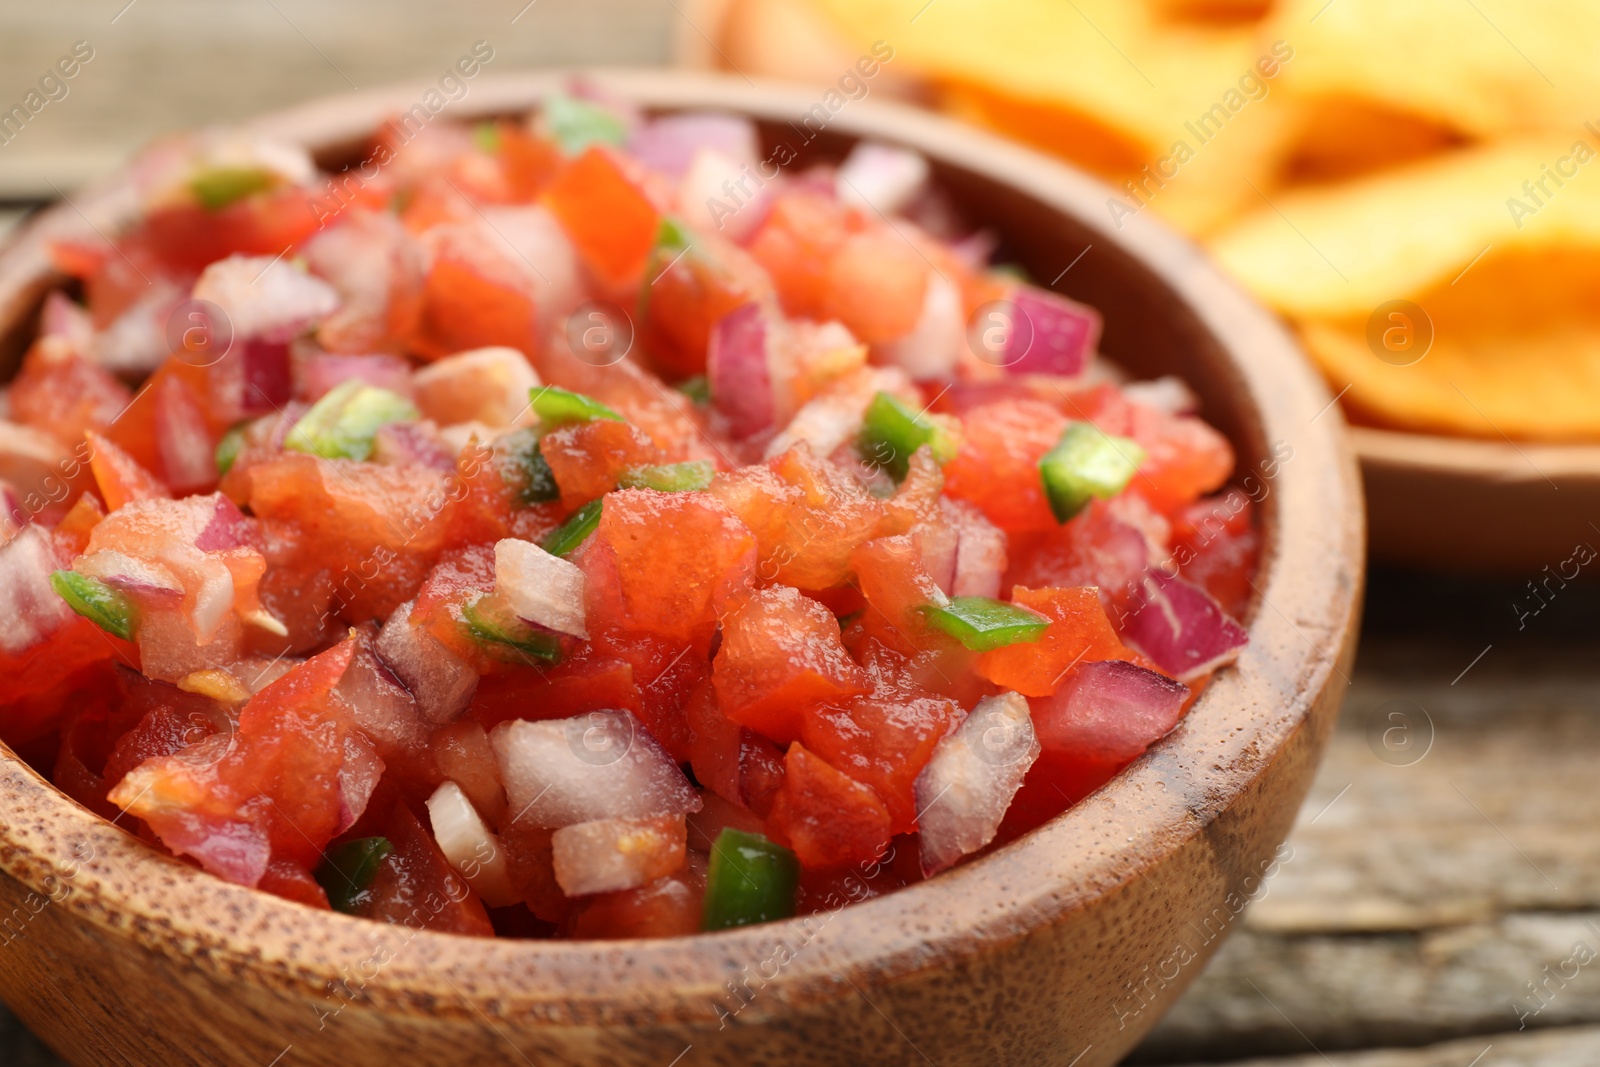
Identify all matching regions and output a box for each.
[530,386,623,427]
[461,594,563,662]
[49,571,138,641]
[472,121,501,153]
[1037,421,1145,523]
[858,391,957,482]
[541,498,603,558]
[286,380,419,462]
[214,421,250,476]
[545,93,629,156]
[189,165,276,211]
[497,427,561,505]
[617,460,715,493]
[676,375,711,405]
[701,828,800,932]
[919,596,1050,652]
[316,837,394,915]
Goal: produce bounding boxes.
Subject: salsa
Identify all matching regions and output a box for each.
[0,92,1256,939]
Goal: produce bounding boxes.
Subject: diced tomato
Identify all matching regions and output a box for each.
[709,445,884,591]
[1004,499,1150,620]
[129,186,323,277]
[245,453,449,621]
[413,225,541,360]
[685,679,786,817]
[560,853,706,939]
[976,586,1148,697]
[712,585,868,745]
[9,342,134,449]
[640,234,773,379]
[801,692,960,834]
[1171,494,1259,620]
[942,399,1068,536]
[500,815,567,923]
[361,800,495,935]
[768,743,892,869]
[54,492,107,557]
[849,535,950,655]
[794,852,905,915]
[540,420,662,508]
[470,655,641,730]
[580,488,756,651]
[497,123,564,201]
[822,230,930,345]
[430,719,508,828]
[1080,396,1234,517]
[410,543,497,663]
[542,147,661,288]
[747,192,850,321]
[86,430,172,512]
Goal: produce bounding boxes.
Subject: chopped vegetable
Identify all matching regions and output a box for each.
[617,460,715,493]
[541,498,602,557]
[920,596,1050,652]
[544,93,629,155]
[1037,422,1146,523]
[49,570,138,641]
[286,380,419,461]
[499,428,561,504]
[214,422,249,477]
[676,375,711,405]
[701,827,800,931]
[858,390,957,481]
[316,836,395,914]
[190,165,276,211]
[530,386,623,427]
[462,593,563,662]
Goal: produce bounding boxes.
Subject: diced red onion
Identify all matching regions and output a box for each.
[91,279,184,376]
[678,148,771,241]
[999,285,1101,378]
[301,210,426,354]
[947,230,998,273]
[376,598,478,724]
[1121,573,1249,683]
[240,339,292,413]
[764,366,916,462]
[0,419,67,502]
[1033,658,1190,766]
[301,352,415,401]
[194,494,252,553]
[914,691,1040,877]
[629,112,758,179]
[336,634,432,751]
[708,302,774,438]
[479,206,584,329]
[489,711,702,829]
[41,290,94,353]
[837,142,931,217]
[946,499,1007,599]
[192,254,340,343]
[0,525,74,656]
[76,550,185,605]
[495,538,587,638]
[1122,376,1199,417]
[426,780,521,906]
[912,517,958,596]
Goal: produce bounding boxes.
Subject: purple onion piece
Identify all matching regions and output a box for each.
[707,302,774,438]
[628,112,759,178]
[1120,572,1249,683]
[1002,285,1101,378]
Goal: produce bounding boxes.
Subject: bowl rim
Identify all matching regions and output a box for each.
[0,69,1363,1025]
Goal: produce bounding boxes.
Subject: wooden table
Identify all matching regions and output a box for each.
[6,3,1600,1063]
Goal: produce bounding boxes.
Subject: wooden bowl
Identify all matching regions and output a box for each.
[0,71,1362,1067]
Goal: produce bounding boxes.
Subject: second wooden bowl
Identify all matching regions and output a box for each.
[0,71,1362,1066]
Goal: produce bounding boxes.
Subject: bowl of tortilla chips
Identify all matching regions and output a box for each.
[683,0,1600,571]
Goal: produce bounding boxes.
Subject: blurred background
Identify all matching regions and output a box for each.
[5,2,1600,1064]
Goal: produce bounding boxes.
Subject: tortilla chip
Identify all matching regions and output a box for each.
[1278,97,1465,185]
[1266,0,1600,138]
[1209,136,1600,318]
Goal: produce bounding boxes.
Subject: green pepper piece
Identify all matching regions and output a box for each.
[858,391,957,482]
[214,421,250,476]
[1037,421,1146,523]
[676,375,712,405]
[617,460,715,493]
[530,386,624,428]
[286,380,420,462]
[541,498,603,558]
[316,837,394,915]
[49,571,138,641]
[472,121,501,153]
[919,596,1050,652]
[701,828,800,932]
[497,427,561,505]
[190,165,276,211]
[461,594,563,662]
[544,93,629,156]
